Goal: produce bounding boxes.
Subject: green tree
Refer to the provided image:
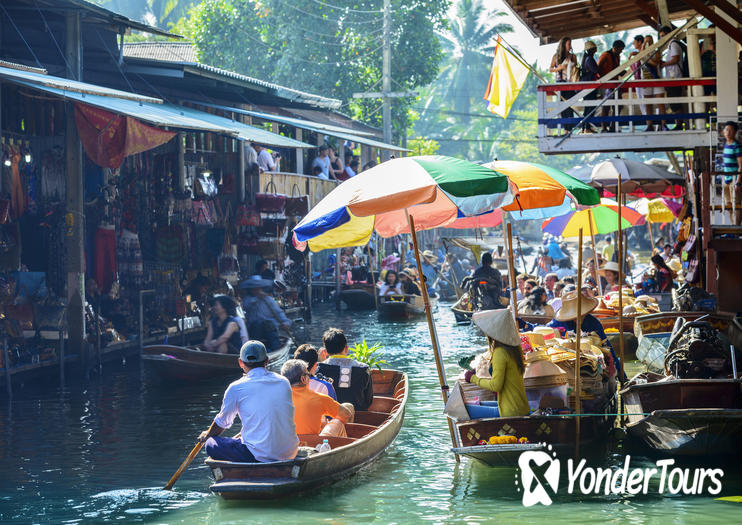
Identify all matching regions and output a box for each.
[407,136,440,156]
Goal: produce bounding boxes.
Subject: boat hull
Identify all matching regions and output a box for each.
[378,295,435,319]
[339,285,377,310]
[142,339,291,381]
[206,369,408,499]
[621,374,742,457]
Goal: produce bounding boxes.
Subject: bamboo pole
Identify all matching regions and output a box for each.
[617,174,625,382]
[367,242,379,310]
[507,223,519,319]
[575,228,583,459]
[647,221,655,252]
[407,213,460,460]
[587,209,602,296]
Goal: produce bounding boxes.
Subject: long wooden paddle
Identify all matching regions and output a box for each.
[164,421,216,490]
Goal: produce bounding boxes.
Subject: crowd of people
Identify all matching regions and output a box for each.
[550,24,723,133]
[198,326,374,463]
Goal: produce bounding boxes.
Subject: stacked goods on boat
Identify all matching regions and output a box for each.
[593,288,659,331]
[621,316,742,457]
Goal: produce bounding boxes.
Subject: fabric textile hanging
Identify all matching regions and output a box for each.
[74,103,176,169]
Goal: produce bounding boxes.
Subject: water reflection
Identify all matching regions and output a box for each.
[0,304,741,524]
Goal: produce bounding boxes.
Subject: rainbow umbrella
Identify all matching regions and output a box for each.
[444,160,601,229]
[541,198,645,237]
[293,156,514,251]
[629,197,681,223]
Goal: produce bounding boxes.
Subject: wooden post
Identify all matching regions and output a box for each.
[506,223,519,319]
[617,174,625,380]
[588,209,602,296]
[575,228,583,459]
[367,242,379,310]
[237,135,245,202]
[296,128,304,175]
[407,213,460,459]
[177,132,186,192]
[335,248,342,311]
[647,221,655,252]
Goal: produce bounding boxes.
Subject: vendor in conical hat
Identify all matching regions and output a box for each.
[463,308,529,417]
[546,289,622,376]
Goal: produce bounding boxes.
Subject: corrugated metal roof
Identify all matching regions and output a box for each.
[122,42,341,110]
[0,65,161,104]
[53,0,180,39]
[10,79,314,148]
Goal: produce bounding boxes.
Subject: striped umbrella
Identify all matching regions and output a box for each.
[444,160,601,229]
[293,156,514,251]
[541,198,645,237]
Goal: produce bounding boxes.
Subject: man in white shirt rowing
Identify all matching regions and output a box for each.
[198,341,298,462]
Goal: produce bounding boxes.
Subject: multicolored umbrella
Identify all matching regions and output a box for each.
[541,198,645,237]
[293,156,514,251]
[444,161,601,229]
[629,197,681,223]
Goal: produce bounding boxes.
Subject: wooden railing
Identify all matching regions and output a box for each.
[259,171,339,206]
[537,78,717,135]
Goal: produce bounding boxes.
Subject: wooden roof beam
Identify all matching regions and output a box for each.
[681,0,742,44]
[707,0,742,27]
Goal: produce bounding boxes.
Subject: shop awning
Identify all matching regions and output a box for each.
[8,77,315,147]
[191,102,409,152]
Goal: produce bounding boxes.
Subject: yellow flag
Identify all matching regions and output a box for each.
[484,38,530,118]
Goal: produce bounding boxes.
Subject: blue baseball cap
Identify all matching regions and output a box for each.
[240,340,268,364]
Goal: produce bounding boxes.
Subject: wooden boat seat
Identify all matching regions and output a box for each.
[368,395,400,413]
[297,434,356,449]
[354,410,392,427]
[344,422,378,439]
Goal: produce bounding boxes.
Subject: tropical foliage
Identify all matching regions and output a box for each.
[348,339,387,371]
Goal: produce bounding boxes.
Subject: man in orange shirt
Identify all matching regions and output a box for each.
[597,40,625,131]
[281,359,354,437]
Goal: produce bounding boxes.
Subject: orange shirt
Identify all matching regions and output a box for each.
[291,385,341,434]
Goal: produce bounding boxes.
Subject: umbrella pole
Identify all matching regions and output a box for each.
[588,209,602,296]
[617,174,625,383]
[575,228,584,459]
[647,221,655,252]
[407,213,461,460]
[507,223,519,319]
[367,242,379,310]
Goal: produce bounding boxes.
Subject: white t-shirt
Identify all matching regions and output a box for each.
[344,166,356,178]
[309,376,330,396]
[312,156,330,179]
[214,367,298,462]
[379,282,401,295]
[664,41,683,79]
[257,149,276,172]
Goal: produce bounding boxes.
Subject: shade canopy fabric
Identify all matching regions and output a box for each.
[542,198,645,237]
[590,158,685,195]
[629,198,681,223]
[293,156,515,251]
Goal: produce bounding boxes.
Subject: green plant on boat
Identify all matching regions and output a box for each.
[348,339,387,371]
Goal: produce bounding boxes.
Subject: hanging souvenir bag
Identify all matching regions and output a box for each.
[257,214,288,237]
[218,229,240,284]
[236,203,261,227]
[284,183,309,217]
[192,200,213,226]
[255,179,286,213]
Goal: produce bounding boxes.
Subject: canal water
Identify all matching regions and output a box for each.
[1,304,740,524]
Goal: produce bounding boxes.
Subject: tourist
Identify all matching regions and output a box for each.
[662,243,673,262]
[255,259,275,281]
[254,144,277,172]
[659,25,685,130]
[628,35,646,117]
[721,121,742,225]
[549,37,578,132]
[601,235,615,261]
[547,290,621,376]
[580,40,600,132]
[650,253,674,292]
[464,309,529,417]
[549,282,568,313]
[199,341,298,462]
[518,286,555,317]
[312,144,331,180]
[203,295,243,354]
[555,258,573,280]
[398,269,422,296]
[597,40,626,131]
[343,158,359,179]
[515,273,529,301]
[239,275,291,351]
[421,250,439,296]
[701,36,716,96]
[379,269,402,296]
[282,359,354,437]
[640,35,665,131]
[328,146,345,180]
[318,328,374,410]
[599,261,622,291]
[245,142,258,170]
[471,252,504,309]
[543,272,558,300]
[294,344,337,400]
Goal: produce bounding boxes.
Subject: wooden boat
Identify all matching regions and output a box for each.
[621,372,742,457]
[378,294,436,319]
[634,312,736,374]
[451,293,472,324]
[142,337,292,381]
[205,368,408,499]
[339,283,377,310]
[452,402,616,466]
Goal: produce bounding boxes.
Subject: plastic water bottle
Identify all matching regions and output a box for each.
[316,439,331,453]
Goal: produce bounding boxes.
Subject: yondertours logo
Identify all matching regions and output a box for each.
[515,446,724,507]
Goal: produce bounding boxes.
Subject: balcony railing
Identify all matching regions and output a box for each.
[537,78,717,154]
[259,171,339,206]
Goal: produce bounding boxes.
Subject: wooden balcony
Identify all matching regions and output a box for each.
[537,78,718,154]
[258,171,338,206]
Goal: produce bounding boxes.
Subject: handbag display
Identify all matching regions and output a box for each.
[284,183,309,217]
[255,180,286,213]
[236,203,261,227]
[257,215,288,237]
[194,175,218,198]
